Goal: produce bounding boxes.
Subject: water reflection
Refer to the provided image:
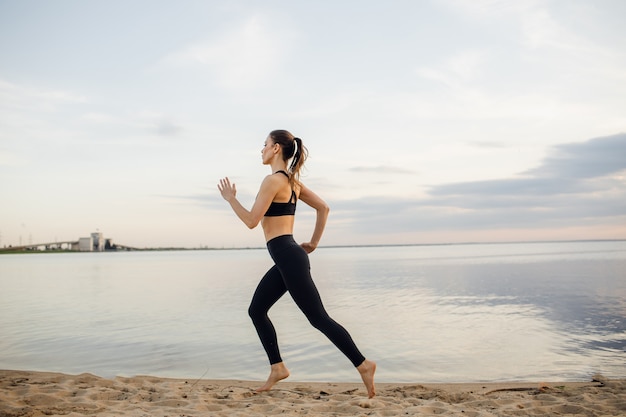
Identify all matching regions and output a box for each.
[0,241,624,383]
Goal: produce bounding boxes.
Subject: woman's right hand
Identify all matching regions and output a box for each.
[218,177,237,202]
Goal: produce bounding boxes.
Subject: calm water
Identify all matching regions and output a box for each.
[1,241,625,383]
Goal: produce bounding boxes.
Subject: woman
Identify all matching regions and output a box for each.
[218,130,376,398]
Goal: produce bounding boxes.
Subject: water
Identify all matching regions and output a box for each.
[1,241,624,383]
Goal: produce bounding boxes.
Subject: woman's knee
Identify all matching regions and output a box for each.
[248,302,262,321]
[305,310,333,331]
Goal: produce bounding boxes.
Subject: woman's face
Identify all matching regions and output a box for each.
[261,137,278,165]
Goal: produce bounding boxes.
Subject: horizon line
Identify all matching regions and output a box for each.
[136,238,626,251]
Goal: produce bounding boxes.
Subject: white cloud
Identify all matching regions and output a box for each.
[81,112,119,124]
[520,7,594,53]
[80,110,185,146]
[349,165,416,175]
[160,15,293,90]
[417,49,487,87]
[434,0,538,19]
[0,78,87,110]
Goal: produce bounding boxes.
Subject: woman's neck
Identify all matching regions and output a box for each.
[270,161,288,173]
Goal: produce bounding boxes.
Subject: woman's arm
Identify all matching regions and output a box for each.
[298,183,330,253]
[218,176,279,229]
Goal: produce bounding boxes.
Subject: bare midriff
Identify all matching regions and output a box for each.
[262,216,295,242]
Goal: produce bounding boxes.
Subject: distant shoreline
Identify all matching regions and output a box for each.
[1,238,624,254]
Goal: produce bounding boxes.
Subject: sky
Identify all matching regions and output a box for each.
[1,0,625,249]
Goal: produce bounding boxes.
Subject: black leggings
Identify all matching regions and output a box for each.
[248,234,366,367]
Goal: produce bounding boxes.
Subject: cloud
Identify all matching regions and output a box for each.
[160,16,292,90]
[0,78,87,111]
[434,0,537,19]
[154,120,183,137]
[349,165,416,175]
[416,49,488,88]
[81,110,184,140]
[433,133,626,198]
[466,140,508,149]
[523,134,626,179]
[518,6,601,54]
[330,134,626,236]
[133,112,184,138]
[172,191,225,210]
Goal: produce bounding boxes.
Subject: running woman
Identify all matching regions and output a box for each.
[218,130,376,398]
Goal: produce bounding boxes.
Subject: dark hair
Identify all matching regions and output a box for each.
[269,129,308,186]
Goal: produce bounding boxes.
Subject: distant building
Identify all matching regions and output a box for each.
[91,232,104,251]
[0,230,119,253]
[77,237,92,252]
[74,232,106,252]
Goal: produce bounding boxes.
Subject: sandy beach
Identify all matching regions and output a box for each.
[1,370,624,416]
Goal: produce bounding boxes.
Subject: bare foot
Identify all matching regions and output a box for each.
[256,362,290,393]
[357,359,377,398]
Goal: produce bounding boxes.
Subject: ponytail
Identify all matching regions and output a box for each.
[289,137,307,183]
[269,130,308,187]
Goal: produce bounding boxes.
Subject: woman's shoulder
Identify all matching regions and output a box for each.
[263,171,287,182]
[260,172,288,190]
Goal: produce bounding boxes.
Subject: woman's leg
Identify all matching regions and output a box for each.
[264,235,375,397]
[248,265,287,365]
[276,245,367,368]
[279,246,377,397]
[248,265,291,392]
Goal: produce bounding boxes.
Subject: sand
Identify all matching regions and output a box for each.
[1,370,624,416]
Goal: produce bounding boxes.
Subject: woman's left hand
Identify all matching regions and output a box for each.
[301,242,317,253]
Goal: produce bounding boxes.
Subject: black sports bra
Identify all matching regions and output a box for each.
[264,171,297,217]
